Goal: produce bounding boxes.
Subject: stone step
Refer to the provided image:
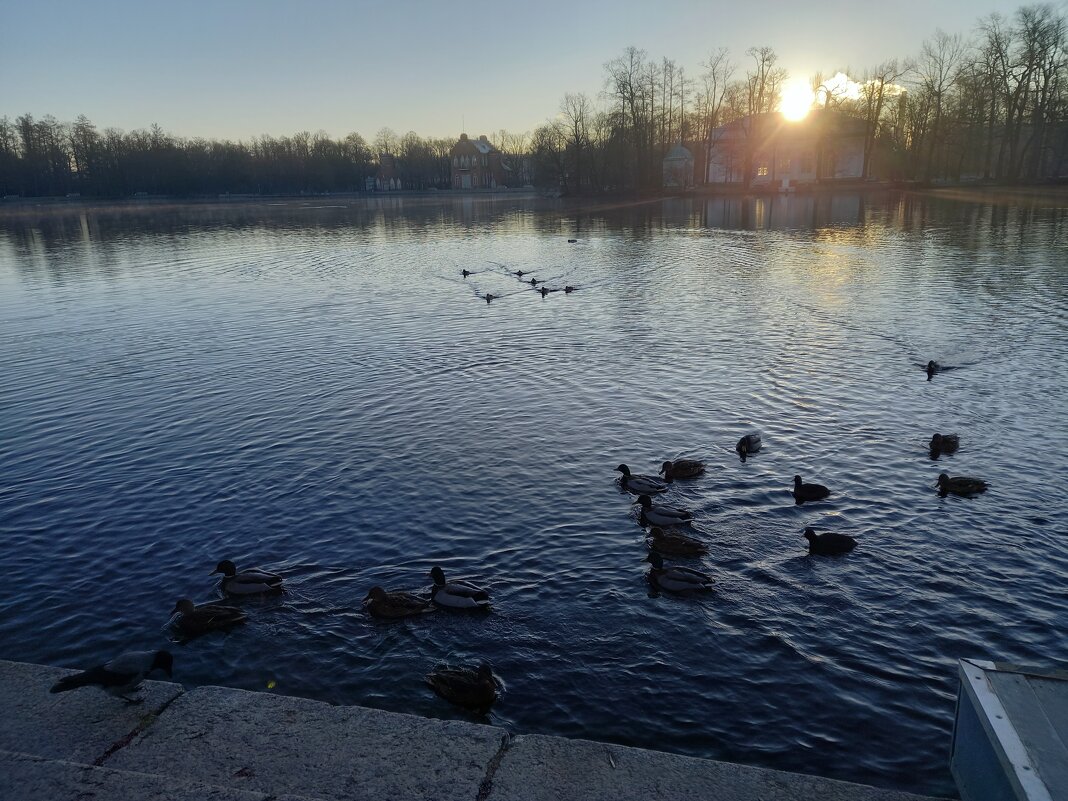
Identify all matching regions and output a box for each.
[105,684,508,801]
[483,733,947,801]
[0,749,320,801]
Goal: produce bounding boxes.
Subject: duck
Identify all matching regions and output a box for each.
[647,526,707,556]
[803,527,857,556]
[429,566,491,610]
[529,277,540,286]
[50,650,173,703]
[937,473,988,496]
[645,551,714,593]
[363,586,432,619]
[567,238,578,243]
[514,270,525,277]
[539,286,550,297]
[211,560,284,595]
[485,294,495,303]
[929,433,960,456]
[564,286,576,293]
[461,269,472,278]
[615,463,669,494]
[793,475,831,504]
[426,662,498,714]
[636,494,694,526]
[736,433,762,457]
[926,360,940,380]
[659,459,705,479]
[170,599,247,636]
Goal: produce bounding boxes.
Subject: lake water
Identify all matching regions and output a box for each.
[1,192,1066,796]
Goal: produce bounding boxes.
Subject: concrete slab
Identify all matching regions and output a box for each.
[484,734,946,801]
[0,659,183,764]
[0,750,317,801]
[107,685,508,801]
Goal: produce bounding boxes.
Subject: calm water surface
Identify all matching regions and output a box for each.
[1,193,1066,795]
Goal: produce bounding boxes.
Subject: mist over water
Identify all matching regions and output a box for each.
[1,192,1066,796]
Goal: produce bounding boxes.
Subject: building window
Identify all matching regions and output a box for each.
[757,164,769,176]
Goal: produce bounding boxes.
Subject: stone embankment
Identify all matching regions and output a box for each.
[0,659,947,801]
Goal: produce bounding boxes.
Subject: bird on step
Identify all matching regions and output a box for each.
[170,599,247,637]
[793,475,831,504]
[659,459,705,479]
[49,650,173,703]
[645,551,714,593]
[937,473,988,497]
[429,566,491,610]
[615,464,669,494]
[803,527,857,556]
[426,662,498,714]
[363,586,432,619]
[636,494,694,526]
[736,433,762,457]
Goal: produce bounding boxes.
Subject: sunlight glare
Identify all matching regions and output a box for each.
[780,79,815,122]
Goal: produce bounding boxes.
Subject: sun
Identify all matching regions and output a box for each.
[780,79,815,122]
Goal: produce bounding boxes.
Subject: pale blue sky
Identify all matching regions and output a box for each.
[2,0,1028,142]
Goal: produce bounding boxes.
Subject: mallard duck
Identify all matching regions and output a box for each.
[930,433,960,455]
[485,294,495,303]
[529,277,539,286]
[514,270,525,277]
[429,566,491,609]
[50,650,173,703]
[803,527,857,556]
[564,286,576,293]
[539,286,551,297]
[793,475,830,504]
[636,494,694,526]
[461,269,471,277]
[937,473,988,496]
[211,560,284,595]
[736,433,762,456]
[646,551,713,593]
[926,360,940,380]
[647,526,707,556]
[615,463,669,494]
[659,459,705,479]
[170,599,247,636]
[363,586,432,619]
[426,662,498,714]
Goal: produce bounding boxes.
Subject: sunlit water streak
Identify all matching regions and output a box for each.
[1,193,1066,796]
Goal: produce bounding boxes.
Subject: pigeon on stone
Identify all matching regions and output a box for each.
[49,650,173,703]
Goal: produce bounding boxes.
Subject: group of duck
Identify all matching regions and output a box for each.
[615,435,860,596]
[461,265,577,302]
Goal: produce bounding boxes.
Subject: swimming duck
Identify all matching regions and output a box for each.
[363,586,432,619]
[211,560,284,595]
[461,269,471,277]
[929,433,959,456]
[659,459,705,479]
[926,360,940,380]
[648,526,707,556]
[170,599,247,636]
[636,494,694,526]
[539,286,551,297]
[567,238,578,243]
[564,286,576,293]
[645,551,713,593]
[429,566,491,609]
[736,433,762,456]
[793,475,831,504]
[529,278,539,286]
[485,294,495,303]
[803,527,857,556]
[937,473,988,496]
[426,662,498,714]
[50,650,173,703]
[514,270,525,277]
[615,463,669,494]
